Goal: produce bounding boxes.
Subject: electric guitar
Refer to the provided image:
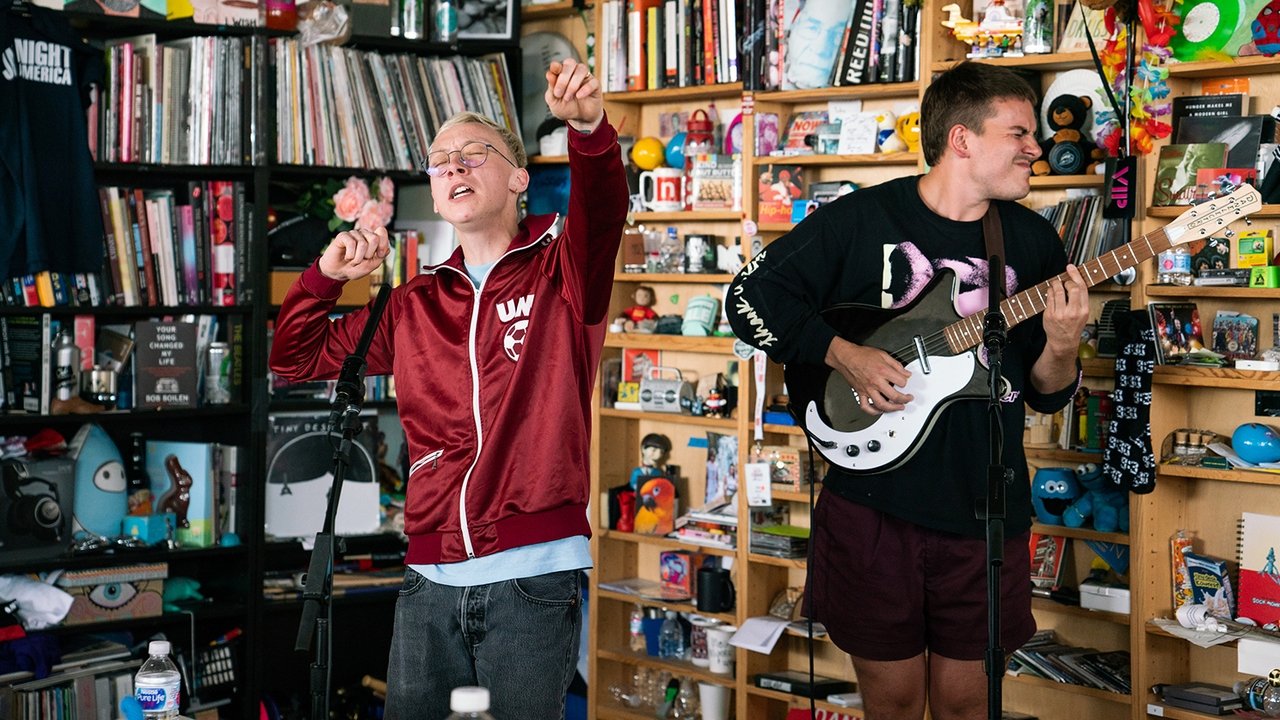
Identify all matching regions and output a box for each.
[785,184,1262,474]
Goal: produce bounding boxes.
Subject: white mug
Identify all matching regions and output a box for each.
[705,624,736,675]
[639,168,686,212]
[698,682,731,720]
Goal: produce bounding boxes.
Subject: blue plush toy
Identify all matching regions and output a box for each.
[1062,463,1130,533]
[1031,467,1079,525]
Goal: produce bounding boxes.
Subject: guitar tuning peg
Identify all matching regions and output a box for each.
[1224,229,1237,239]
[1245,217,1254,226]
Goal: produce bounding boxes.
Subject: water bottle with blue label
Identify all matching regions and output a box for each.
[135,640,182,719]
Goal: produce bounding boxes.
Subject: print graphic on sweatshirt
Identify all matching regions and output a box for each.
[2,40,74,85]
[883,242,1020,403]
[495,293,534,361]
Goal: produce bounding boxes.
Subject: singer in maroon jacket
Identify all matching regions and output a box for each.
[269,59,627,718]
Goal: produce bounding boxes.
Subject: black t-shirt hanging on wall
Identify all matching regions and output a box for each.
[0,0,104,281]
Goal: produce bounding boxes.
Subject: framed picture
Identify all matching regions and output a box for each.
[458,0,514,39]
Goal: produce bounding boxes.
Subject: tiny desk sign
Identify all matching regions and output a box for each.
[134,320,199,410]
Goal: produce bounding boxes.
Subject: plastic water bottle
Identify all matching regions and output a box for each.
[134,640,182,719]
[658,610,684,658]
[1235,675,1280,716]
[629,604,647,652]
[445,686,497,719]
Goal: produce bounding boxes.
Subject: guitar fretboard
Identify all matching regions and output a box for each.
[944,227,1173,353]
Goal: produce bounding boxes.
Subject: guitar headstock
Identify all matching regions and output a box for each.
[1166,184,1264,245]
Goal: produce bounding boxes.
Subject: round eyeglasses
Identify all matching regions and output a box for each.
[425,141,518,176]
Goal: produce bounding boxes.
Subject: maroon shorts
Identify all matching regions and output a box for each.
[805,491,1036,661]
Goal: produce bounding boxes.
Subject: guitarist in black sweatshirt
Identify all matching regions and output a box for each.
[727,61,1089,720]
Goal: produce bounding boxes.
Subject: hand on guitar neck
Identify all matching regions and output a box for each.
[1031,264,1089,394]
[824,336,914,415]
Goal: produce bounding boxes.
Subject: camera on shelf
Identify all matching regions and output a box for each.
[1,458,74,560]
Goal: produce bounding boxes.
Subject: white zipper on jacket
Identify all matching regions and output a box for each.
[435,216,562,559]
[409,449,443,476]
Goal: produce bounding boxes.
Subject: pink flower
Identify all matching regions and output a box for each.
[378,200,394,227]
[356,200,385,231]
[333,187,365,223]
[343,176,372,205]
[377,177,395,202]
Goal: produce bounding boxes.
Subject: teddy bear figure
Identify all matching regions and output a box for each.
[1032,94,1106,176]
[1062,462,1130,533]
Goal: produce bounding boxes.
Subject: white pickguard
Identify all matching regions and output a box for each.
[804,351,979,471]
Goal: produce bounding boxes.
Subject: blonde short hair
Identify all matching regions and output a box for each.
[435,112,528,168]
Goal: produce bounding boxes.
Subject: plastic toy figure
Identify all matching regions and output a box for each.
[630,433,672,490]
[619,285,659,332]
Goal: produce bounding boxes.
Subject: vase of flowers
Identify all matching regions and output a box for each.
[297,175,396,233]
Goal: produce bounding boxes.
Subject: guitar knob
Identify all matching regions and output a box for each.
[844,445,860,457]
[867,440,881,452]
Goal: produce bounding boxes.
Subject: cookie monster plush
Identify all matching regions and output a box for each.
[1063,463,1130,533]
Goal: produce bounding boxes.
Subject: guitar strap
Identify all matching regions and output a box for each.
[981,204,1004,271]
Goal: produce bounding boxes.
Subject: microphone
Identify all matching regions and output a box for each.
[329,283,392,432]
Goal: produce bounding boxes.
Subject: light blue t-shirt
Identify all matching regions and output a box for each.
[411,536,592,586]
[464,260,495,288]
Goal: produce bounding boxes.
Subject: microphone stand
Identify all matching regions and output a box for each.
[977,254,1012,720]
[296,282,393,720]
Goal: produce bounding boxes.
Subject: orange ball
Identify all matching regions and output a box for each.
[631,136,665,170]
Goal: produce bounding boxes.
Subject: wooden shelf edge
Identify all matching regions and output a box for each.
[750,82,920,103]
[598,407,740,429]
[599,529,737,556]
[1004,672,1131,703]
[1152,365,1280,390]
[1166,55,1280,77]
[593,588,736,623]
[596,648,737,685]
[752,152,919,167]
[520,0,591,20]
[613,272,735,283]
[1145,285,1280,299]
[1029,522,1128,544]
[932,52,1095,71]
[747,552,807,568]
[1023,448,1101,463]
[629,210,742,222]
[1158,462,1280,485]
[604,83,743,103]
[602,333,738,353]
[746,685,864,715]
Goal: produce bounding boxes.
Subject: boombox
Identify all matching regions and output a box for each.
[639,367,694,414]
[0,456,75,561]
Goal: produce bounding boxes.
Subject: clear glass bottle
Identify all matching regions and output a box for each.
[659,227,684,274]
[629,603,647,652]
[134,640,182,720]
[1235,676,1280,716]
[402,0,425,40]
[658,610,683,658]
[445,686,497,719]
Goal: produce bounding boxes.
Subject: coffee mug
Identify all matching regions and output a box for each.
[689,616,721,667]
[705,625,736,675]
[639,168,685,212]
[696,567,735,613]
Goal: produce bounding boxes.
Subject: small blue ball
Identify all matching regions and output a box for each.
[665,132,687,169]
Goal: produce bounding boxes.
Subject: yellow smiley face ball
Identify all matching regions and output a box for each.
[631,136,666,170]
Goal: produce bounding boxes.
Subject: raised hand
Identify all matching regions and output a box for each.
[545,57,603,134]
[318,227,390,282]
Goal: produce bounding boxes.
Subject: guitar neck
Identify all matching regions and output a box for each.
[944,226,1173,353]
